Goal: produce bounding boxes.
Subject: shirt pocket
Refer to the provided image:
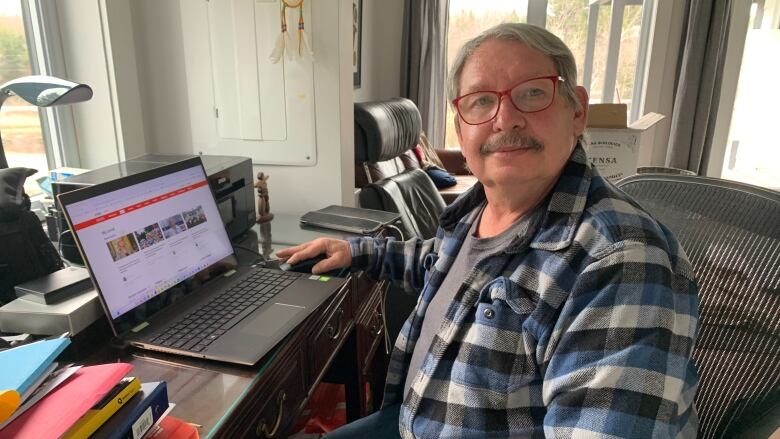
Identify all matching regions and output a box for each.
[455,277,539,393]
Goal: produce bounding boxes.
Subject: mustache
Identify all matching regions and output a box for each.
[480,131,544,155]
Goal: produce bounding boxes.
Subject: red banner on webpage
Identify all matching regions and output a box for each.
[73,180,208,231]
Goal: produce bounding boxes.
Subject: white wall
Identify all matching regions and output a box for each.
[352,0,404,103]
[128,0,193,156]
[173,0,355,216]
[57,0,355,218]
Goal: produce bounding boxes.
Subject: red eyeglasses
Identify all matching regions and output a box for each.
[452,75,565,125]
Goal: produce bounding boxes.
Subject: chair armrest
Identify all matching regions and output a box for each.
[435,149,470,175]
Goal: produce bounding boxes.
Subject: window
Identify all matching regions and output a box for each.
[717,0,780,190]
[0,0,78,196]
[0,0,46,195]
[444,0,651,149]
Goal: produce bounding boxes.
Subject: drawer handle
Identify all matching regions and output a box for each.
[369,311,384,336]
[257,391,286,438]
[325,308,345,340]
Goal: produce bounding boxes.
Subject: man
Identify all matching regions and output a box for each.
[278,23,698,438]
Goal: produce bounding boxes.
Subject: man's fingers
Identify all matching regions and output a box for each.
[290,249,320,265]
[276,243,308,259]
[283,239,328,265]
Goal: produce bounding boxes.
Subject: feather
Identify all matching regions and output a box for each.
[299,29,313,58]
[283,29,297,60]
[269,30,286,63]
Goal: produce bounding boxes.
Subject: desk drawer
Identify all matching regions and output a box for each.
[352,271,377,311]
[240,350,307,439]
[356,285,386,374]
[307,284,352,385]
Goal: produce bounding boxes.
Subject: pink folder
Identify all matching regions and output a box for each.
[0,362,133,439]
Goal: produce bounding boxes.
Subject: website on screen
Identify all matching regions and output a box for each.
[65,166,233,318]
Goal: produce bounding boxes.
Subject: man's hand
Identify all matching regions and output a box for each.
[275,238,351,275]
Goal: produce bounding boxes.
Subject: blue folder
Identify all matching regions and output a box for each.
[0,338,70,396]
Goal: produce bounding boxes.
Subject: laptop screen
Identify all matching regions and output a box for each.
[60,159,235,322]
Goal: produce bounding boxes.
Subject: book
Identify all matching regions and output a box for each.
[62,376,141,439]
[146,415,199,439]
[0,362,133,439]
[0,337,70,398]
[91,381,169,439]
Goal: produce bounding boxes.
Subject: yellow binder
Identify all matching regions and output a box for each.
[62,376,141,439]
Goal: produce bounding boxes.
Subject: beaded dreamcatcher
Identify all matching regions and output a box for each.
[269,0,313,63]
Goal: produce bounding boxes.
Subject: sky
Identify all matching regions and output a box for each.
[0,0,21,17]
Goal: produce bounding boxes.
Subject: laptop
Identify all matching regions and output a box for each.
[57,157,346,365]
[300,205,400,234]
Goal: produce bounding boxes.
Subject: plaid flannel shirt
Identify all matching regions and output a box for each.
[349,145,699,438]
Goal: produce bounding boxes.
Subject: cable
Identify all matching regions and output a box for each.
[386,223,405,241]
[58,232,69,267]
[380,281,391,354]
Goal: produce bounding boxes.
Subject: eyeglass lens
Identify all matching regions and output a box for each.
[457,77,556,124]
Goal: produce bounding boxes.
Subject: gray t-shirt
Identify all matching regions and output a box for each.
[403,202,543,399]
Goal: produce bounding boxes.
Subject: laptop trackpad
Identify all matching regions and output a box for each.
[240,304,304,337]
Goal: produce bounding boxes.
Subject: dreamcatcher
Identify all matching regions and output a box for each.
[269,0,313,63]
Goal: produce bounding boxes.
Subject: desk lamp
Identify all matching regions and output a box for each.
[0,75,93,169]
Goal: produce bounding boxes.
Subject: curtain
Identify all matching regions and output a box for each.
[400,0,449,149]
[665,0,734,174]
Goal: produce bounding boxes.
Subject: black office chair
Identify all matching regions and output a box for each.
[354,98,446,241]
[617,172,780,439]
[354,99,448,355]
[359,168,445,241]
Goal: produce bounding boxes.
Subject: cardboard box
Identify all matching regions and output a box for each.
[585,104,664,182]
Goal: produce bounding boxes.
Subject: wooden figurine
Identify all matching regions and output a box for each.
[255,172,274,223]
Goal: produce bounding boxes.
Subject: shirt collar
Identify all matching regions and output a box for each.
[439,143,592,251]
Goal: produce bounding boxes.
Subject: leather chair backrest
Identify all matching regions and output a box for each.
[354,98,422,165]
[359,168,445,240]
[355,151,422,188]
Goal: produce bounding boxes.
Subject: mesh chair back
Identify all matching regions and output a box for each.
[617,174,780,438]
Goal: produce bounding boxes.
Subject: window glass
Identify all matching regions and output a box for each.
[444,1,646,150]
[720,0,780,190]
[0,1,47,197]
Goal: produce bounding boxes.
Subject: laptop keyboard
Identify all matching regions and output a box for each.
[149,268,300,352]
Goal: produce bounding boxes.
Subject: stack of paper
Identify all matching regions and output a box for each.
[0,337,70,424]
[0,339,193,438]
[0,362,133,438]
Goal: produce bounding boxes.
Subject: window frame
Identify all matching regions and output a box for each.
[19,0,81,169]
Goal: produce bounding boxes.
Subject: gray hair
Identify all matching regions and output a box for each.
[447,23,581,112]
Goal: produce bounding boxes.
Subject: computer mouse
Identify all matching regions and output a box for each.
[278,254,328,273]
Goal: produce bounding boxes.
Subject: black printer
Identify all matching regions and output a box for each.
[51,154,255,242]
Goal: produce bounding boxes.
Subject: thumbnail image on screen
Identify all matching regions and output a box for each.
[182,205,207,229]
[106,234,140,262]
[134,223,165,250]
[159,213,187,239]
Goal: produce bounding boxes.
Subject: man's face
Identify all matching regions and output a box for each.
[455,39,588,191]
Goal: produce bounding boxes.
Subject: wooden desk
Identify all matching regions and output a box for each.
[92,215,390,438]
